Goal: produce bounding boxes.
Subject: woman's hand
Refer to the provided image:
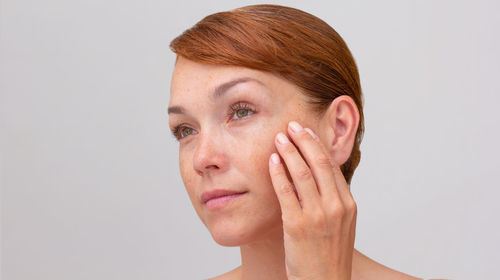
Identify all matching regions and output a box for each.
[269,121,357,280]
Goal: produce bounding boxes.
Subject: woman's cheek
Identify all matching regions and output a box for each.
[178,149,196,192]
[239,124,278,181]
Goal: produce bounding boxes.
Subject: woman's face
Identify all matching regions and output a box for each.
[168,57,321,246]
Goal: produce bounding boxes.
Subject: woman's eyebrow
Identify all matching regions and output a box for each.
[168,77,264,115]
[212,77,264,100]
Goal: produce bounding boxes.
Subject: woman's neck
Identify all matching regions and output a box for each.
[235,225,420,280]
[239,224,288,280]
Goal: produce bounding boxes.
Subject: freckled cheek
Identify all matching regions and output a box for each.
[237,129,277,183]
[178,151,196,195]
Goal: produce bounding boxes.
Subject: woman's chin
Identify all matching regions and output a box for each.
[207,218,283,247]
[208,224,255,247]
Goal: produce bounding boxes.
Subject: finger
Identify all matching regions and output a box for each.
[275,132,321,211]
[331,163,356,209]
[287,121,342,206]
[305,123,354,210]
[269,152,302,220]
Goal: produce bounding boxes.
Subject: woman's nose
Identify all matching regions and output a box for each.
[192,132,228,175]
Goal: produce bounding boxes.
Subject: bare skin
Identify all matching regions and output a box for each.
[169,57,426,280]
[209,249,422,280]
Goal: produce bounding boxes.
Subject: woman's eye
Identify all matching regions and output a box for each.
[180,127,195,138]
[234,109,252,119]
[227,102,256,121]
[172,103,255,141]
[171,125,197,140]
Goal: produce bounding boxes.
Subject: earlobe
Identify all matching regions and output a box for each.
[320,96,360,166]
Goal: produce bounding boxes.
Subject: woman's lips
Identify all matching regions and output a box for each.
[201,190,248,210]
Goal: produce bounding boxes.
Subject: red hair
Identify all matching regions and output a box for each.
[170,4,364,184]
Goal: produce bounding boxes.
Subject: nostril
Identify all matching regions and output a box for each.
[206,165,219,170]
[193,153,225,174]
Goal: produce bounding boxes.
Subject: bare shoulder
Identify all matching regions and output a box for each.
[352,249,423,280]
[206,252,445,280]
[206,266,241,280]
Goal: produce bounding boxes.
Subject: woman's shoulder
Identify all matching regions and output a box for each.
[205,253,446,280]
[352,249,423,280]
[206,266,241,280]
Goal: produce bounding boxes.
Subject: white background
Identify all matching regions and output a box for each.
[1,0,499,279]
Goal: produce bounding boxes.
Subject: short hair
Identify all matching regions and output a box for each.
[170,4,364,184]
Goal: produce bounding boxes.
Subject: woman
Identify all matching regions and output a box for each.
[168,4,431,280]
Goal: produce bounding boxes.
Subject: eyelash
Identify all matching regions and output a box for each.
[170,101,256,141]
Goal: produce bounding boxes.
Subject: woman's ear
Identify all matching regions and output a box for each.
[318,95,360,166]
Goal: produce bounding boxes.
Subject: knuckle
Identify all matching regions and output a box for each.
[343,194,357,211]
[278,183,296,195]
[298,129,311,140]
[316,156,332,168]
[272,166,287,177]
[304,210,331,237]
[309,210,327,227]
[296,167,313,180]
[283,218,304,236]
[329,203,346,219]
[349,200,358,212]
[282,144,296,155]
[284,217,300,229]
[348,200,358,217]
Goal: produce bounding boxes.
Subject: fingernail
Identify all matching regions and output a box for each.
[288,121,303,133]
[270,153,280,164]
[304,128,319,141]
[276,132,290,144]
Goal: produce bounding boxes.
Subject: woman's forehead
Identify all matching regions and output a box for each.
[172,58,265,86]
[170,59,291,100]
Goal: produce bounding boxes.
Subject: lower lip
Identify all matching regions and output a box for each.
[205,192,247,210]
